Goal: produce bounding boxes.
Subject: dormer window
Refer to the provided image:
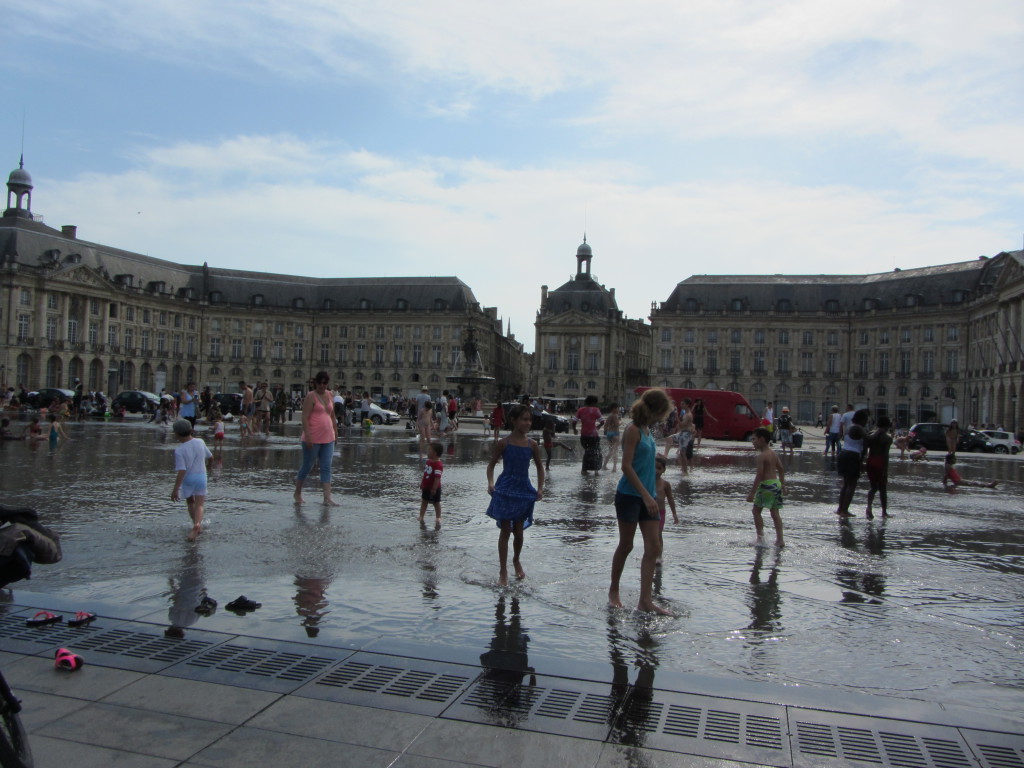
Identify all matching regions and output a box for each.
[209,291,223,303]
[776,299,792,313]
[292,297,305,309]
[951,290,967,303]
[825,299,840,313]
[359,298,371,310]
[905,294,917,307]
[434,299,448,311]
[116,274,134,288]
[148,281,166,294]
[683,298,699,312]
[395,299,408,310]
[730,299,744,311]
[863,298,877,310]
[322,298,334,310]
[252,294,264,306]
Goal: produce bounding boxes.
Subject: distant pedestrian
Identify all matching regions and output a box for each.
[777,407,796,456]
[825,405,842,456]
[170,419,213,541]
[576,395,604,475]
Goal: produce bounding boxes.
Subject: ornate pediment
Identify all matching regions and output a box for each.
[537,309,611,329]
[50,264,115,292]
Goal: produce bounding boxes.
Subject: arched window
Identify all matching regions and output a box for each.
[824,384,837,396]
[876,385,886,396]
[921,386,931,398]
[546,379,556,388]
[943,387,955,399]
[430,374,440,383]
[565,380,579,390]
[586,380,596,389]
[751,382,765,393]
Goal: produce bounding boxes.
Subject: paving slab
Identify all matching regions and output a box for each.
[100,674,282,724]
[2,652,145,700]
[595,743,761,767]
[187,726,401,767]
[246,695,433,750]
[16,688,91,731]
[35,701,234,761]
[406,718,606,768]
[28,734,179,768]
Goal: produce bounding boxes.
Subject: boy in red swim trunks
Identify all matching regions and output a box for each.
[864,416,893,519]
[943,453,998,490]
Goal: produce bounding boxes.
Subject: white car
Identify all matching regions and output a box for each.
[351,402,401,425]
[981,430,1021,454]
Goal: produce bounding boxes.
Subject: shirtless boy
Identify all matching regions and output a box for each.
[747,427,785,547]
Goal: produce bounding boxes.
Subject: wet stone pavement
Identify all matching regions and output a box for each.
[1,416,1022,766]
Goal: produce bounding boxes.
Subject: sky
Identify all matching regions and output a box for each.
[2,0,1022,352]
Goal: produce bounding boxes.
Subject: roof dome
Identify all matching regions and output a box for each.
[576,240,592,257]
[8,160,32,189]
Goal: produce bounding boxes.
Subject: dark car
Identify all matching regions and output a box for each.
[500,403,571,434]
[24,388,75,410]
[907,423,994,453]
[111,390,160,414]
[213,392,243,416]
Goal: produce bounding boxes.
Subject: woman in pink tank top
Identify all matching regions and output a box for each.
[294,371,340,505]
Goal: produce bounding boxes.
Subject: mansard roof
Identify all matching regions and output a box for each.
[0,215,480,311]
[544,274,619,317]
[660,257,1006,313]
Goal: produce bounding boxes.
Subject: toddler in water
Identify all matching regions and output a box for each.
[943,453,997,490]
[486,404,545,586]
[419,441,444,527]
[170,419,213,541]
[654,455,678,564]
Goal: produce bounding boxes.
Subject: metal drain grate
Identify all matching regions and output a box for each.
[609,689,789,764]
[165,640,348,693]
[71,627,215,672]
[790,708,976,768]
[302,653,475,716]
[449,675,618,741]
[0,613,108,654]
[960,729,1024,768]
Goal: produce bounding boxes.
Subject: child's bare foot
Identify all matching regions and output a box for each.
[498,569,509,586]
[187,526,202,542]
[513,561,526,580]
[323,497,340,507]
[865,509,874,519]
[775,538,785,548]
[435,516,441,528]
[608,590,624,608]
[294,492,304,504]
[637,600,672,615]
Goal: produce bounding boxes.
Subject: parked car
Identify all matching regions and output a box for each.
[213,392,243,416]
[981,430,1021,454]
[907,423,994,453]
[24,388,75,410]
[364,402,401,425]
[111,390,160,413]
[500,403,571,434]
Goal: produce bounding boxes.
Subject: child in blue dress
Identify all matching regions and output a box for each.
[486,403,545,585]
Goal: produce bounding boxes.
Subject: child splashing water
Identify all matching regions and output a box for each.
[609,387,673,614]
[486,404,545,586]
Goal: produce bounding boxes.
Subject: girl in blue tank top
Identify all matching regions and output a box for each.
[609,388,673,614]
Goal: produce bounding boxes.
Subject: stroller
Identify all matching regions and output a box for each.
[0,506,62,589]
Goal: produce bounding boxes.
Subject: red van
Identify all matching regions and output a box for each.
[634,387,761,441]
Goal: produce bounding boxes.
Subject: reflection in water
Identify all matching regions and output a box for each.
[836,520,886,604]
[165,546,208,637]
[608,613,659,746]
[748,548,782,634]
[417,526,441,606]
[479,595,535,724]
[291,505,335,637]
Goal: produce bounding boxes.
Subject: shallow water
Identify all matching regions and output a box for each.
[4,419,1023,716]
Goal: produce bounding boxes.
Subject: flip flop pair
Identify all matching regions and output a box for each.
[25,610,96,627]
[54,648,84,671]
[194,597,217,616]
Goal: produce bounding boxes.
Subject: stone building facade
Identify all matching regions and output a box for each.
[532,239,651,406]
[0,162,525,401]
[650,253,1024,432]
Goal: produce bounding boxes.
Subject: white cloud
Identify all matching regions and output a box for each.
[35,136,1016,351]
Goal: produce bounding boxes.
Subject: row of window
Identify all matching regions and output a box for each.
[657,326,958,345]
[206,339,465,366]
[676,292,968,314]
[544,352,603,371]
[655,349,960,375]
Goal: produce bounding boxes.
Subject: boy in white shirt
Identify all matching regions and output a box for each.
[170,419,213,541]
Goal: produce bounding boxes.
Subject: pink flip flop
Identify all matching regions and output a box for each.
[54,648,84,671]
[68,611,96,627]
[26,611,62,627]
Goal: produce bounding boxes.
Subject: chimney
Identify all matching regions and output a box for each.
[541,285,548,302]
[61,225,77,239]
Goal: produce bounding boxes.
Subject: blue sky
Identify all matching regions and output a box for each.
[3,1,1021,351]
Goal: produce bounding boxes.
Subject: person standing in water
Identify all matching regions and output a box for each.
[294,371,340,506]
[609,388,673,614]
[486,404,545,586]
